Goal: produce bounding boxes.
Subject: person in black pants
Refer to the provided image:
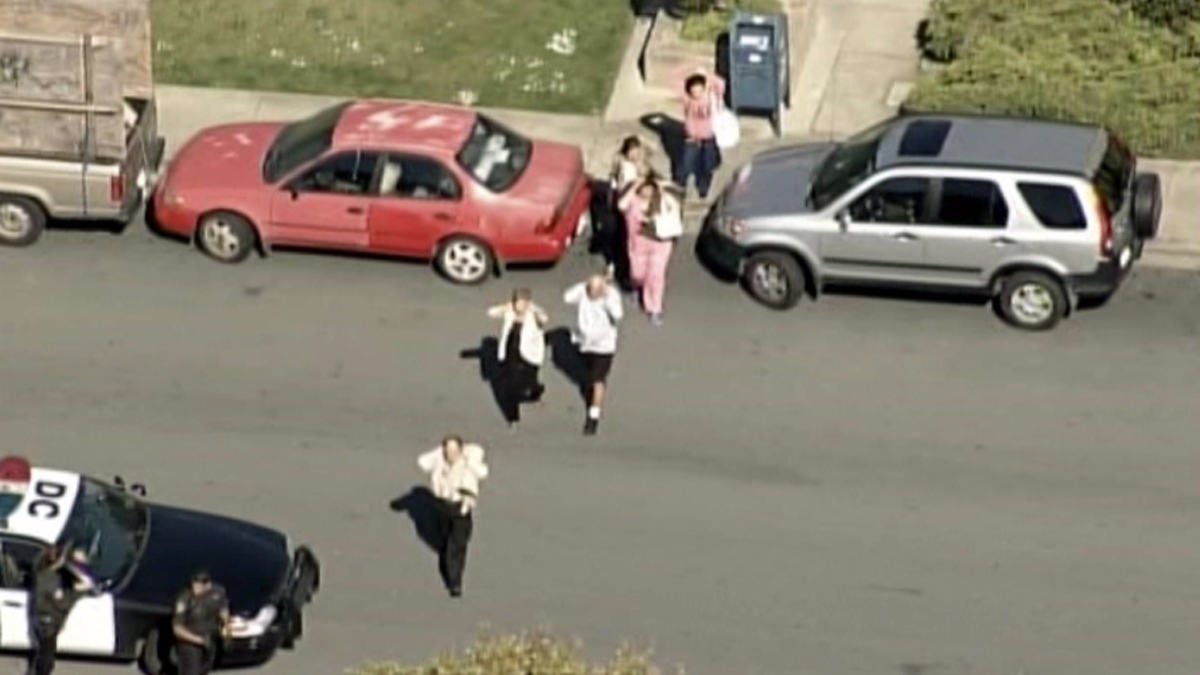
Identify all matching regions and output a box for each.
[28,546,96,675]
[417,436,490,597]
[486,289,548,428]
[172,571,230,675]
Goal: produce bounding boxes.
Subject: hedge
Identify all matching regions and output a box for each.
[350,632,669,675]
[907,0,1200,158]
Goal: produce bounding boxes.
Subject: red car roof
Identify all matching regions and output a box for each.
[332,100,478,155]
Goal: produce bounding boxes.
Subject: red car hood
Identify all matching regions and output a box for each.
[506,140,584,208]
[166,122,284,190]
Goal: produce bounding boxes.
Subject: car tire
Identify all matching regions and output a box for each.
[742,250,807,310]
[1131,172,1163,240]
[435,236,494,285]
[996,271,1067,332]
[0,195,48,247]
[139,628,174,675]
[196,211,257,264]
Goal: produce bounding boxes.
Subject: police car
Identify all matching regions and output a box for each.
[0,464,320,673]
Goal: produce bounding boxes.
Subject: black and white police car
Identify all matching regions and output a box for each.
[0,466,320,673]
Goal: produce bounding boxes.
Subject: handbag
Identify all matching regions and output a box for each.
[711,92,740,150]
[653,195,684,239]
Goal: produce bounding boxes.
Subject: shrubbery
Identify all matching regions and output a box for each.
[349,631,672,675]
[907,0,1200,158]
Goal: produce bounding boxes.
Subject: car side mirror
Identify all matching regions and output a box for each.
[835,210,850,231]
[286,185,300,200]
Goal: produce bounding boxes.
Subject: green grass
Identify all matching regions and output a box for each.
[150,0,632,114]
[679,0,782,43]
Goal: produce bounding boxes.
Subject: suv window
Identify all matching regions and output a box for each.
[292,151,380,195]
[847,177,931,224]
[934,178,1009,228]
[1018,183,1086,230]
[380,155,461,201]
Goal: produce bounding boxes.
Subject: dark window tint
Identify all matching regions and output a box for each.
[934,178,1008,228]
[293,151,380,195]
[1018,183,1086,230]
[0,539,42,589]
[848,177,931,224]
[380,155,461,200]
[898,120,952,157]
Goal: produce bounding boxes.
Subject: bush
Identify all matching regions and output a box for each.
[350,631,673,675]
[679,0,781,42]
[1123,0,1200,29]
[907,0,1200,157]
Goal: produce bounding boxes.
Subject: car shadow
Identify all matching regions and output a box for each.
[458,336,508,422]
[545,327,588,404]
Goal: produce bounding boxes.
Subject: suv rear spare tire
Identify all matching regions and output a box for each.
[743,250,806,310]
[996,271,1067,331]
[0,195,47,247]
[1131,172,1162,240]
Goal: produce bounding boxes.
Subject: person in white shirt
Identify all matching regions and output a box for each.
[417,436,489,597]
[486,288,548,428]
[605,136,651,278]
[563,273,624,436]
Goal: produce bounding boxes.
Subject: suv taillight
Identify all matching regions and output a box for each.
[1089,187,1113,257]
[110,174,125,203]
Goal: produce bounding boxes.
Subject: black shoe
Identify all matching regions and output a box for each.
[449,586,462,597]
[583,418,599,436]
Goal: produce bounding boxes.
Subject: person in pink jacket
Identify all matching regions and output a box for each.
[674,68,725,199]
[618,177,679,325]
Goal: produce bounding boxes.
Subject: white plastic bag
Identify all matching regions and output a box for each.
[711,93,741,150]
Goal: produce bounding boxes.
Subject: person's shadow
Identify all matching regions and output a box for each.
[545,327,589,405]
[640,113,686,180]
[458,336,506,421]
[389,486,449,587]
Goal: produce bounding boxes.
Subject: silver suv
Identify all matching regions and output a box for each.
[697,115,1162,330]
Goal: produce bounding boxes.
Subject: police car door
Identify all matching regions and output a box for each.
[0,539,34,650]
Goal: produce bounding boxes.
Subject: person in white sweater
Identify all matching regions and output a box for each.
[417,436,489,597]
[486,288,548,428]
[563,273,624,436]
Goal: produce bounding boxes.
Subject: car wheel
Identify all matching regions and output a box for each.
[436,236,493,285]
[0,195,47,247]
[742,250,806,310]
[139,628,176,675]
[1131,172,1162,240]
[996,271,1067,331]
[196,211,256,264]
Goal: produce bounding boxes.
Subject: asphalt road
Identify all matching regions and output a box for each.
[2,221,1199,675]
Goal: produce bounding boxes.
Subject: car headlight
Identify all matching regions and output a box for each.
[228,605,277,638]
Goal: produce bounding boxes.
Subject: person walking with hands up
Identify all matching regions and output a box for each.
[619,176,682,324]
[675,68,726,199]
[563,273,624,435]
[486,288,548,428]
[418,436,489,597]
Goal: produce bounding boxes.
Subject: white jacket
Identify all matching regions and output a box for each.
[563,283,623,354]
[487,303,547,365]
[417,444,489,514]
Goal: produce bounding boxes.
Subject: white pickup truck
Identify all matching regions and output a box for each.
[0,0,164,247]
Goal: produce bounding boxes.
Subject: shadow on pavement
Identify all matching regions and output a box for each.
[545,327,588,403]
[458,337,507,422]
[388,486,443,555]
[640,113,685,180]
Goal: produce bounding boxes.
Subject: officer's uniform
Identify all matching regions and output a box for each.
[28,563,90,675]
[172,583,229,675]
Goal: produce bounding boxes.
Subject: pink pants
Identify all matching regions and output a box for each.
[628,235,673,315]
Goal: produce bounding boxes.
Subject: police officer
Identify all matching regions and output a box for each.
[28,546,96,675]
[172,571,230,675]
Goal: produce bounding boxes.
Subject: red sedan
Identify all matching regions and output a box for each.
[152,100,592,284]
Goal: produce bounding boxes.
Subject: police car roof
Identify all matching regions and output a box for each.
[0,468,82,545]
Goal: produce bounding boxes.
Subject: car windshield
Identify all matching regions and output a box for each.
[809,122,889,210]
[455,114,533,192]
[263,101,353,183]
[57,478,148,587]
